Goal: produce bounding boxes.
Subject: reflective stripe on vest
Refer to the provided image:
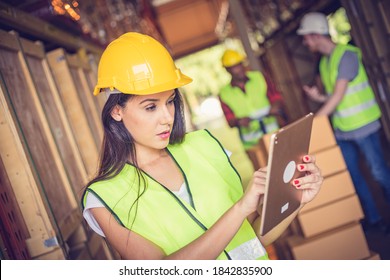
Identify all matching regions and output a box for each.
[83,129,268,260]
[344,81,369,96]
[249,106,271,119]
[228,237,267,260]
[240,129,263,143]
[319,44,381,131]
[220,71,279,148]
[333,98,378,118]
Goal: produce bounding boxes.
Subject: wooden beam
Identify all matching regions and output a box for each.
[0,2,103,55]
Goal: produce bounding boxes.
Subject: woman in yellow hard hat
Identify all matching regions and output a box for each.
[81,32,323,260]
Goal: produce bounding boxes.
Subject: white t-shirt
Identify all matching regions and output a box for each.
[83,182,192,237]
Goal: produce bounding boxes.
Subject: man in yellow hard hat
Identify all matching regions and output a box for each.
[219,49,286,153]
[297,12,390,234]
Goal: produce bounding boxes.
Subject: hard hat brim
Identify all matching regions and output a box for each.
[93,74,193,96]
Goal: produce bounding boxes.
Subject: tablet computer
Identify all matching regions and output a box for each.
[258,112,314,236]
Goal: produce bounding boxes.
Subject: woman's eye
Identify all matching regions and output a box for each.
[146,105,156,111]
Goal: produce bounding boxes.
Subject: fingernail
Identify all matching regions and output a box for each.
[293,180,300,185]
[296,185,301,188]
[304,156,310,161]
[298,164,305,170]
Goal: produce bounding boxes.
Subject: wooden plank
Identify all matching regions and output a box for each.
[0,83,60,258]
[87,232,104,258]
[86,52,107,113]
[47,48,99,178]
[0,30,77,215]
[0,2,103,55]
[34,247,66,260]
[0,157,30,259]
[263,37,310,121]
[19,35,89,200]
[378,1,390,32]
[0,30,82,256]
[66,51,103,147]
[57,208,83,242]
[0,229,11,259]
[67,223,88,247]
[69,243,91,260]
[94,242,114,260]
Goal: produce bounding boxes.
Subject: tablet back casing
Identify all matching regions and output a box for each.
[259,113,314,236]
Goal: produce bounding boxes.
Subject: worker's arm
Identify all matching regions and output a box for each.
[316,79,348,116]
[219,96,251,127]
[302,79,348,117]
[304,51,358,117]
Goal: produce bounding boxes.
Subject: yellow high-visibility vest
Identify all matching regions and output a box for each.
[319,44,381,131]
[83,129,268,260]
[220,71,279,149]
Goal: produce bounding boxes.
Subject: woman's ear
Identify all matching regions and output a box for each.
[110,105,123,122]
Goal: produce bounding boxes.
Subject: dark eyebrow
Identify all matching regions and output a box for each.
[139,98,158,105]
[139,92,176,105]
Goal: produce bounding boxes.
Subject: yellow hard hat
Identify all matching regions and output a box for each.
[93,32,192,95]
[221,49,245,68]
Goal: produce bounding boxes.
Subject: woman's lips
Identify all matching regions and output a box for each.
[158,131,170,139]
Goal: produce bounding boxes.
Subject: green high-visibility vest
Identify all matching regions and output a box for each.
[319,44,381,131]
[83,129,268,260]
[220,71,279,149]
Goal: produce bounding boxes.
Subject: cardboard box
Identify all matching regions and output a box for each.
[315,146,347,177]
[261,132,272,153]
[301,171,356,213]
[309,116,337,153]
[245,144,268,170]
[262,116,336,154]
[288,222,370,260]
[298,195,364,237]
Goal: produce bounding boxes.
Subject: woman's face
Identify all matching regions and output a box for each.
[115,90,176,153]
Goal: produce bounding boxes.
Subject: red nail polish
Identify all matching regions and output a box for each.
[296,185,301,188]
[299,165,304,170]
[293,180,300,185]
[304,156,310,161]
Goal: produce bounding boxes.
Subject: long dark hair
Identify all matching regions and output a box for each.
[86,88,186,188]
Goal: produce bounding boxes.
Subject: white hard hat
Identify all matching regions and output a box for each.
[297,12,329,35]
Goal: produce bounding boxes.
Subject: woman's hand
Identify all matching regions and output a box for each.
[238,168,267,217]
[291,154,323,205]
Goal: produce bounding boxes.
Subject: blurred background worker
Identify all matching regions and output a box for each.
[297,12,390,234]
[218,49,287,152]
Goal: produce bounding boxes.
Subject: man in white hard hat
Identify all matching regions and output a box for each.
[297,12,390,234]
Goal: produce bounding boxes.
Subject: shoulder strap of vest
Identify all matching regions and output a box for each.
[246,71,264,80]
[176,129,242,183]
